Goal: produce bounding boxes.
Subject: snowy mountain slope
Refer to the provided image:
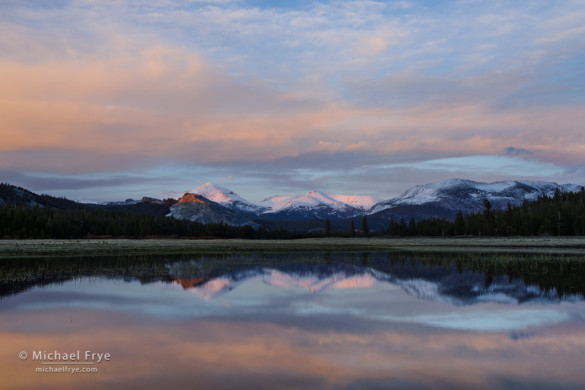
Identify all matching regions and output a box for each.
[368,178,583,218]
[258,194,298,211]
[328,193,379,210]
[259,190,378,219]
[188,182,267,215]
[261,190,354,212]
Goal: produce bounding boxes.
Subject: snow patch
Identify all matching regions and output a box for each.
[259,190,376,214]
[369,178,584,215]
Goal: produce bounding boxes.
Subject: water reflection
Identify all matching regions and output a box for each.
[1,252,585,389]
[2,252,585,301]
[166,258,584,306]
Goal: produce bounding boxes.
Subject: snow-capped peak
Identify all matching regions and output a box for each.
[189,182,239,203]
[296,190,345,207]
[328,193,380,210]
[259,190,379,214]
[187,182,262,213]
[368,178,584,215]
[156,183,378,218]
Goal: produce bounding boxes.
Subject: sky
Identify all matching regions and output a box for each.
[1,0,584,202]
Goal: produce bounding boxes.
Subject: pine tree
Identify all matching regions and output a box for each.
[325,219,331,236]
[454,211,465,236]
[387,218,396,235]
[407,217,416,236]
[362,217,370,237]
[482,198,493,235]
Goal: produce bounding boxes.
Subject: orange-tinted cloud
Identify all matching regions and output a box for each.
[3,50,584,174]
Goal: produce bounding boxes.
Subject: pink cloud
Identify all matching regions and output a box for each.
[1,31,584,176]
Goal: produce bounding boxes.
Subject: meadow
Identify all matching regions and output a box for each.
[1,236,585,258]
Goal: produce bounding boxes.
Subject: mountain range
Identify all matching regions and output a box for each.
[1,179,582,230]
[175,182,379,219]
[167,179,582,229]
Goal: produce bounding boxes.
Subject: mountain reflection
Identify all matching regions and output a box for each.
[167,257,584,305]
[2,252,585,303]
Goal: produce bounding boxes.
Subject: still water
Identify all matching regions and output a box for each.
[1,252,585,389]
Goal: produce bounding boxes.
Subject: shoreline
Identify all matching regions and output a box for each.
[1,237,585,258]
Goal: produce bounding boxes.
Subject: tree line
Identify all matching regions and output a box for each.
[0,204,288,239]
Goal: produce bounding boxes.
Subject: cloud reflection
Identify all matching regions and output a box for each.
[2,312,585,390]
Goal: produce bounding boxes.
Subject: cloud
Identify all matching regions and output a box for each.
[1,0,584,198]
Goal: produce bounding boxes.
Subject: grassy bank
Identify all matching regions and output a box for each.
[1,237,585,258]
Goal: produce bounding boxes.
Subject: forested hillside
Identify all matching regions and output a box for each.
[386,188,585,236]
[0,204,271,239]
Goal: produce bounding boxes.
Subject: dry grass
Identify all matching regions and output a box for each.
[1,236,585,258]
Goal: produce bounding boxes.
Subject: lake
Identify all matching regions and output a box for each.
[1,252,585,389]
